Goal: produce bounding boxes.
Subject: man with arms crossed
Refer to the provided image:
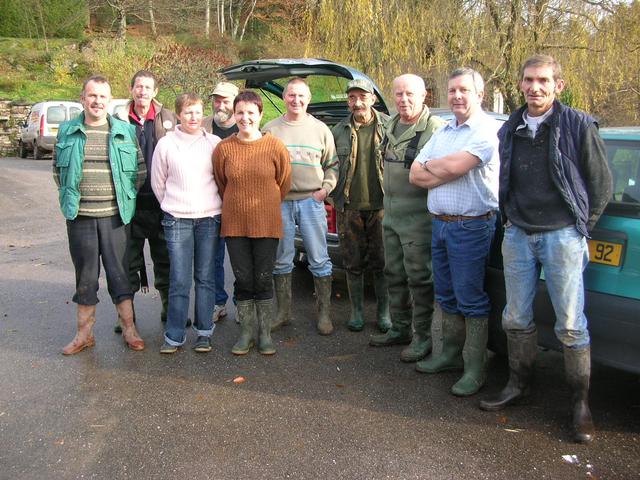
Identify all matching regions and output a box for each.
[479,55,611,443]
[410,68,499,396]
[114,70,176,331]
[264,78,338,335]
[369,74,444,363]
[55,75,146,354]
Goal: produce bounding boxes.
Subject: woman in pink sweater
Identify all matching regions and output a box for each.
[151,93,221,354]
[214,90,291,355]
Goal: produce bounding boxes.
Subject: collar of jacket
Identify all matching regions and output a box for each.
[65,112,131,138]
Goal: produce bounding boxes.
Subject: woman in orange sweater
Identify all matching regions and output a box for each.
[213,90,291,355]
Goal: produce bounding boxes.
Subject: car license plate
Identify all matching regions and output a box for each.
[588,239,623,266]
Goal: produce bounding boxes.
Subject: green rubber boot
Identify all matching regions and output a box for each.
[232,300,256,355]
[369,310,412,346]
[314,275,334,335]
[271,273,292,332]
[415,311,464,373]
[400,305,433,363]
[451,317,488,396]
[373,272,392,333]
[346,272,365,332]
[256,299,276,355]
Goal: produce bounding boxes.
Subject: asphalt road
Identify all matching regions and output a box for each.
[1,157,639,480]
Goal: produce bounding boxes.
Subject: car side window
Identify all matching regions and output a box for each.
[606,140,640,204]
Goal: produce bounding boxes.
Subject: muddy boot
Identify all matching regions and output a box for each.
[314,275,333,335]
[369,310,412,346]
[117,299,144,351]
[232,300,256,355]
[63,304,97,355]
[271,273,292,332]
[479,329,538,411]
[256,299,276,355]
[346,272,365,332]
[415,311,464,373]
[373,272,391,333]
[564,345,595,443]
[400,307,433,363]
[114,299,137,333]
[451,317,488,396]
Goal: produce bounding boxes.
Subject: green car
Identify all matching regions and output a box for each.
[487,127,640,374]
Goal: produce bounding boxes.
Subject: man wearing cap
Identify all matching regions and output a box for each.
[369,74,445,363]
[203,81,240,324]
[114,69,176,330]
[264,78,338,335]
[331,79,391,333]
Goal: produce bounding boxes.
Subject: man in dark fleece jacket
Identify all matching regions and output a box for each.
[479,55,612,445]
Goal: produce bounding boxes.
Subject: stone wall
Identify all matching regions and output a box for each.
[0,100,31,157]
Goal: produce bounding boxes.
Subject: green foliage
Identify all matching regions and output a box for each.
[0,0,87,38]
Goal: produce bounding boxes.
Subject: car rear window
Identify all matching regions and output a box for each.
[606,139,640,204]
[69,107,81,120]
[46,106,67,123]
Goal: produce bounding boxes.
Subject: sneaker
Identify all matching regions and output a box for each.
[194,336,212,353]
[160,342,178,354]
[213,305,227,323]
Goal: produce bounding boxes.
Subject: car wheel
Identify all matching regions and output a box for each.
[33,143,43,159]
[19,141,27,158]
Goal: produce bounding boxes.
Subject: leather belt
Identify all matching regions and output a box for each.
[434,211,495,222]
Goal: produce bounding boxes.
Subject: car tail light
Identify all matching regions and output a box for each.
[325,203,337,234]
[39,114,44,137]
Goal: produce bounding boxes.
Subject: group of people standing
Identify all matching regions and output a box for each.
[53,54,611,444]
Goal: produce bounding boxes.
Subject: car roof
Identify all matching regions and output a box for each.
[600,127,640,141]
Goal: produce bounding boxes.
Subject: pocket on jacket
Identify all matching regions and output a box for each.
[116,144,139,171]
[54,142,73,167]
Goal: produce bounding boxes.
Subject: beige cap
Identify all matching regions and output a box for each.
[346,79,374,95]
[210,82,239,98]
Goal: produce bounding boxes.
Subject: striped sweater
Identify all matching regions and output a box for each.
[262,114,338,201]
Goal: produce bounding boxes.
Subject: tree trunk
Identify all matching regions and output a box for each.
[148,0,157,37]
[205,0,210,39]
[239,0,257,41]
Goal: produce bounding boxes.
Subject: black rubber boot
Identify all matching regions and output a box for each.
[564,345,595,443]
[232,300,256,355]
[415,311,464,373]
[314,275,333,335]
[271,273,292,332]
[372,272,391,333]
[256,299,276,355]
[479,329,537,411]
[346,272,365,331]
[451,317,488,396]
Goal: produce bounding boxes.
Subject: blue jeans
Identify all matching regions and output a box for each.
[214,221,228,305]
[274,197,332,277]
[162,213,219,346]
[432,216,496,318]
[501,224,590,348]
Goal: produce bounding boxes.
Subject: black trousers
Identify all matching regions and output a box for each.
[225,237,279,301]
[66,215,133,305]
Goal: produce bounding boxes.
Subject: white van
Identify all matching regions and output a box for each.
[19,101,83,159]
[108,98,130,119]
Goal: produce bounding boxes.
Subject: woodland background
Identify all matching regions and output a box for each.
[1,0,639,125]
